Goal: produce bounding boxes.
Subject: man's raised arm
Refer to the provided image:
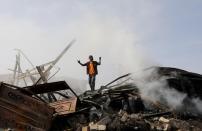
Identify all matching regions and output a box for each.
[98,57,101,65]
[77,60,87,66]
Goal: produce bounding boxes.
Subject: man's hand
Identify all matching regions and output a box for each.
[99,57,101,65]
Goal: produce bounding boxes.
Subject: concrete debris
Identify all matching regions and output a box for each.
[89,122,106,131]
[159,117,170,123]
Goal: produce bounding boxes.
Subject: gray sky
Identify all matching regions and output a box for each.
[0,0,202,86]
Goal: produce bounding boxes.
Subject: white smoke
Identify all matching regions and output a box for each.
[131,67,202,115]
[55,11,157,89]
[0,1,201,115]
[67,13,202,115]
[190,97,202,114]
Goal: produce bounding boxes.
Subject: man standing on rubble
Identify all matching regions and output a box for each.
[78,55,101,91]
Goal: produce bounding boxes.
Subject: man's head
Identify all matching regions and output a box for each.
[89,55,93,61]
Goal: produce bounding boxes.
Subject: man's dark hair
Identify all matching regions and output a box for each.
[89,55,93,60]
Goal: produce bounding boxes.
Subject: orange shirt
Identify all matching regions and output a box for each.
[89,62,95,75]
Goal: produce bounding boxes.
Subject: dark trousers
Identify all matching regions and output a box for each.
[89,75,96,91]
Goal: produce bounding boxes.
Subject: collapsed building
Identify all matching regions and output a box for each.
[0,66,202,131]
[0,43,202,130]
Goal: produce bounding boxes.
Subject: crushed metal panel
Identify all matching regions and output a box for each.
[0,83,54,130]
[24,81,78,97]
[49,97,77,115]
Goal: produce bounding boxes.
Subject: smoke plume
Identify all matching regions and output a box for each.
[132,68,202,115]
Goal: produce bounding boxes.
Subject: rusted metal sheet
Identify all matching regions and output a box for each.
[0,83,54,130]
[49,97,77,115]
[24,81,78,97]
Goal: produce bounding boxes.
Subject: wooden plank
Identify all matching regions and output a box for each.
[0,83,54,130]
[36,66,47,83]
[0,85,53,118]
[0,107,44,131]
[49,97,77,115]
[82,126,89,131]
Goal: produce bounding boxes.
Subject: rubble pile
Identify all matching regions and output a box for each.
[49,68,202,131]
[50,82,202,131]
[1,66,202,131]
